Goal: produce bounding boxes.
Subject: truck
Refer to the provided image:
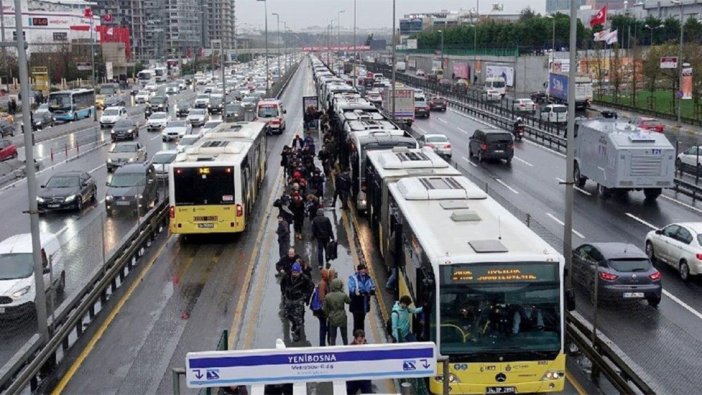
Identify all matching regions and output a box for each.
[573,119,675,201]
[396,61,406,72]
[548,72,593,110]
[381,84,415,126]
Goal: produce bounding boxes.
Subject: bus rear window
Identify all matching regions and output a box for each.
[174,167,235,205]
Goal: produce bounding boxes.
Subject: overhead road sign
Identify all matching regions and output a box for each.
[185,342,437,388]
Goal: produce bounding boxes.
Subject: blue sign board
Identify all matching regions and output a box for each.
[185,342,437,388]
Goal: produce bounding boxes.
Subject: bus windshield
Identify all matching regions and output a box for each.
[436,262,561,362]
[173,166,235,205]
[48,94,72,110]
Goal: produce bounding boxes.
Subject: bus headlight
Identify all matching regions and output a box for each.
[541,371,564,380]
[434,373,459,383]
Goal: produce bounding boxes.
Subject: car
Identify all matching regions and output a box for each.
[99,106,128,129]
[134,90,151,104]
[428,96,448,112]
[144,83,159,93]
[676,145,701,174]
[572,242,662,307]
[209,95,224,114]
[241,95,259,111]
[176,100,193,118]
[530,91,548,104]
[107,142,146,172]
[468,128,514,164]
[415,69,426,77]
[147,95,169,115]
[414,96,430,118]
[187,108,208,127]
[0,232,65,316]
[630,116,664,133]
[0,120,15,137]
[32,104,54,130]
[176,135,201,153]
[202,120,223,134]
[161,120,192,142]
[110,118,139,142]
[224,103,245,122]
[105,163,159,216]
[484,89,502,102]
[539,104,568,124]
[194,94,210,109]
[515,98,536,114]
[418,134,452,159]
[646,222,702,281]
[0,139,17,161]
[365,90,383,107]
[146,112,170,132]
[36,171,97,212]
[165,84,179,95]
[104,95,126,108]
[150,150,178,179]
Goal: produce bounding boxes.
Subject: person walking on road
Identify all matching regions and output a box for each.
[323,278,351,345]
[311,208,335,269]
[391,295,424,343]
[333,168,351,210]
[281,262,314,342]
[348,264,376,333]
[276,215,291,259]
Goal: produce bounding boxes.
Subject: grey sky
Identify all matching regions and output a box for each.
[237,0,542,31]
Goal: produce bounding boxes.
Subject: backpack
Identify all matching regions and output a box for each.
[325,239,338,261]
[385,311,399,342]
[309,286,322,312]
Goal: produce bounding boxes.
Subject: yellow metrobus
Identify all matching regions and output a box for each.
[168,121,267,234]
[384,174,568,394]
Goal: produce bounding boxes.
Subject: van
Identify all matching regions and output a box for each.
[468,128,514,164]
[105,163,159,216]
[483,77,506,98]
[0,232,65,316]
[540,104,568,124]
[255,99,286,135]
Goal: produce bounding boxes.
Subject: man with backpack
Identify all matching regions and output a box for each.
[390,295,424,343]
[280,262,314,342]
[311,208,335,269]
[348,264,375,332]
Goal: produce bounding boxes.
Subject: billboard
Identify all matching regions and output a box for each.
[682,66,693,100]
[452,63,469,79]
[400,18,423,35]
[486,64,514,87]
[406,39,418,50]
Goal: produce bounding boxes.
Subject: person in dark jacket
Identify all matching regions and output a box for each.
[276,215,290,259]
[346,330,373,393]
[323,278,351,345]
[303,134,315,155]
[281,145,292,178]
[305,194,321,222]
[290,193,306,240]
[309,168,325,199]
[291,134,304,151]
[348,264,376,332]
[315,268,334,346]
[275,248,301,276]
[311,208,334,269]
[281,262,314,341]
[333,169,351,210]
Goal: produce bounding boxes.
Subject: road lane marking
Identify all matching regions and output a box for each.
[624,213,658,230]
[437,117,448,124]
[546,213,585,239]
[556,177,592,196]
[566,370,587,395]
[495,178,519,194]
[415,126,428,135]
[660,194,702,214]
[150,134,162,141]
[513,156,534,167]
[462,156,478,167]
[662,289,702,321]
[457,126,469,134]
[51,235,173,395]
[88,164,106,174]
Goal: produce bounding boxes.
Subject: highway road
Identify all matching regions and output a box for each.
[409,103,702,392]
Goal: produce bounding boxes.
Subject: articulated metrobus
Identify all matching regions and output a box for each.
[365,147,460,266]
[384,174,567,394]
[48,89,95,122]
[168,122,267,235]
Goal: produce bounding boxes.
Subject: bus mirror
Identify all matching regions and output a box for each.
[566,288,576,311]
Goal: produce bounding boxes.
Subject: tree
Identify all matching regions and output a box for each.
[519,7,536,22]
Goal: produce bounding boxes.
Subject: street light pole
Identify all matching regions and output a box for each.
[677,0,683,125]
[438,30,444,70]
[257,0,269,96]
[391,0,396,120]
[90,13,97,120]
[353,0,357,87]
[272,13,280,80]
[0,0,8,91]
[337,10,344,52]
[564,0,577,299]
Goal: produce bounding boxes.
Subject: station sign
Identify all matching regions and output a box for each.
[660,56,678,69]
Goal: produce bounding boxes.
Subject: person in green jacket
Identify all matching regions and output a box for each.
[391,295,424,343]
[323,278,351,345]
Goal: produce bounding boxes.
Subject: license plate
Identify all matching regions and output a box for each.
[494,150,504,153]
[198,223,214,229]
[486,387,516,394]
[623,292,644,298]
[48,204,60,208]
[116,201,131,206]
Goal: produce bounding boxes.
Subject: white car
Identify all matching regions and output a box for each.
[418,133,452,159]
[151,150,178,179]
[146,112,170,132]
[145,83,159,93]
[485,89,502,102]
[0,232,65,316]
[135,90,152,104]
[99,106,128,129]
[676,145,701,174]
[187,108,208,127]
[515,98,536,114]
[646,222,702,281]
[194,94,210,110]
[539,104,568,124]
[177,135,201,153]
[161,120,192,142]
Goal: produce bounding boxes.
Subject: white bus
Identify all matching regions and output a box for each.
[154,67,168,83]
[365,147,461,265]
[168,121,267,235]
[384,174,569,394]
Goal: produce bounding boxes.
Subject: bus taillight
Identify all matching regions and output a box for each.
[169,205,175,218]
[236,204,243,217]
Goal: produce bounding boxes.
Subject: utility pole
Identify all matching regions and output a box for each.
[564,0,577,296]
[337,10,344,52]
[353,0,357,87]
[677,0,683,125]
[90,11,97,120]
[257,0,269,96]
[12,0,49,343]
[272,13,280,79]
[0,0,8,91]
[391,0,396,121]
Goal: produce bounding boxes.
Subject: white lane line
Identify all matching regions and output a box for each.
[88,164,106,174]
[150,134,162,141]
[513,156,534,167]
[546,212,586,239]
[457,126,469,134]
[624,212,659,230]
[462,156,478,167]
[55,224,70,238]
[415,126,428,135]
[555,177,592,196]
[660,194,702,215]
[663,289,702,321]
[495,178,519,195]
[437,117,448,124]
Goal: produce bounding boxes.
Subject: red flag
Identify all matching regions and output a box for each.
[102,13,113,23]
[589,6,607,28]
[83,7,93,18]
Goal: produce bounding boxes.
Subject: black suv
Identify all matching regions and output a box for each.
[176,100,193,118]
[37,171,97,212]
[105,163,159,216]
[468,128,514,164]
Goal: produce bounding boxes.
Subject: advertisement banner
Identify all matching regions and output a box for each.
[486,64,514,87]
[407,39,418,50]
[302,45,370,52]
[681,67,693,100]
[452,63,469,79]
[105,62,113,81]
[660,56,678,69]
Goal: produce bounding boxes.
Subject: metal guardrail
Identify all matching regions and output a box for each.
[0,201,169,393]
